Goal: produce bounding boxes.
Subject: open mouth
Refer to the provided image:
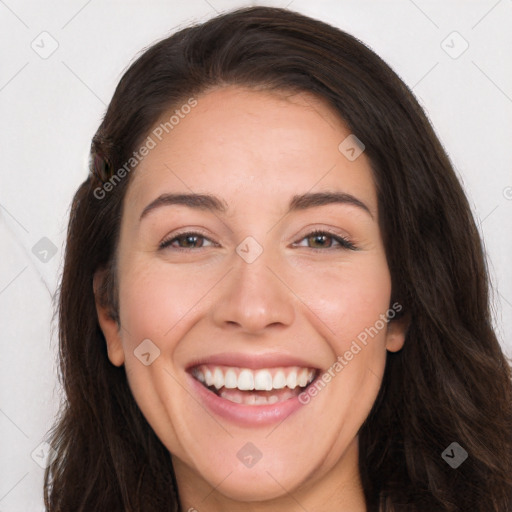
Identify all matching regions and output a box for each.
[190,365,319,405]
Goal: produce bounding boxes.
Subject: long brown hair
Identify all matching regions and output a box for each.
[45,6,512,511]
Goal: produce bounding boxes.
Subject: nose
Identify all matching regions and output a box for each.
[210,247,295,335]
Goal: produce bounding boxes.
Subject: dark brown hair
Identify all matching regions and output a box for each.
[45,6,512,511]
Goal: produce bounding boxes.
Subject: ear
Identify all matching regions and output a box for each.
[93,267,125,367]
[385,312,409,353]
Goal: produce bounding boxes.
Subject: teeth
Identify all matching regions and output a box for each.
[246,394,257,405]
[213,368,224,390]
[204,368,214,387]
[228,393,242,404]
[286,372,297,389]
[297,368,309,387]
[193,365,316,392]
[238,369,254,391]
[254,370,273,391]
[219,388,296,405]
[224,369,238,389]
[273,370,286,389]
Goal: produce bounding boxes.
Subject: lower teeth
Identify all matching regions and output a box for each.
[212,386,300,405]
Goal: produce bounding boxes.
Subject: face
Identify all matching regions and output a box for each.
[95,86,407,508]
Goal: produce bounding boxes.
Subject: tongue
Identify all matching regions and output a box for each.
[217,386,299,405]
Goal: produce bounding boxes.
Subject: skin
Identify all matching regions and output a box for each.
[94,85,408,511]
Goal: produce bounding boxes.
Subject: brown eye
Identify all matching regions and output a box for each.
[159,232,215,250]
[176,234,204,248]
[294,230,357,251]
[307,233,333,248]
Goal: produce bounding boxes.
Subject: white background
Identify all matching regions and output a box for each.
[0,1,511,510]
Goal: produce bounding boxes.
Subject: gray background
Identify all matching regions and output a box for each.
[1,0,511,509]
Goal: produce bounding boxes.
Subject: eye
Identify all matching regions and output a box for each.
[159,231,216,251]
[158,229,357,252]
[293,230,357,251]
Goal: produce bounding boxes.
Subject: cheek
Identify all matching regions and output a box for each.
[118,259,224,341]
[289,254,392,349]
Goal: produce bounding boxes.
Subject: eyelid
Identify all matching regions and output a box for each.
[291,229,357,251]
[290,223,357,248]
[159,227,358,251]
[158,228,217,250]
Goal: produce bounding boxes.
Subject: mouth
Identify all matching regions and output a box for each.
[189,365,319,406]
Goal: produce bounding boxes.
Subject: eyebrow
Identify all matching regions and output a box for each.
[139,191,373,221]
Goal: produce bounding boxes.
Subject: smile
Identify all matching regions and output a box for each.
[190,365,318,406]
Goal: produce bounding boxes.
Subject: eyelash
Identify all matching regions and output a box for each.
[158,229,357,252]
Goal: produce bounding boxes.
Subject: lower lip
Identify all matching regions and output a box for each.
[187,373,308,426]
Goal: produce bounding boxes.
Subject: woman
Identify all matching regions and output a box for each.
[44,6,512,511]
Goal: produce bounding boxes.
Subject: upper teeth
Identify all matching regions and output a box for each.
[192,365,316,391]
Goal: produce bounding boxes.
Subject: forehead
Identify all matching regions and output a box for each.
[124,85,376,218]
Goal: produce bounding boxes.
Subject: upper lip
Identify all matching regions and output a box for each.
[185,352,320,371]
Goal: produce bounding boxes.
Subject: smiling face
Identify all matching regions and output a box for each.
[94,85,407,509]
